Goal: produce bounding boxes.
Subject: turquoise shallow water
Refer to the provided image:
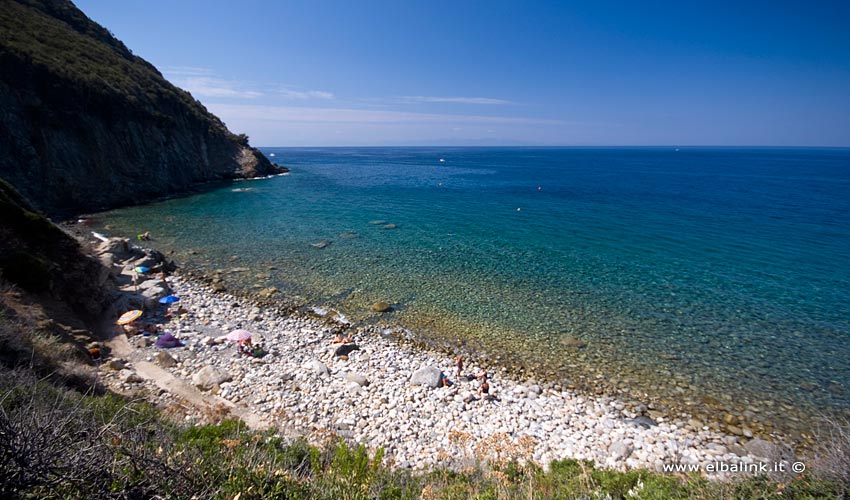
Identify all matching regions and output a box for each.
[90,147,850,431]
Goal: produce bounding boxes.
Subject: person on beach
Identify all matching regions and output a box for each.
[331,331,352,344]
[455,356,464,378]
[476,370,490,398]
[137,231,151,241]
[478,377,490,398]
[251,342,267,358]
[237,337,253,356]
[122,321,142,336]
[440,372,452,387]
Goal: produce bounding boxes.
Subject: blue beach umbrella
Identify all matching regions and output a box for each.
[159,295,180,305]
[134,266,150,273]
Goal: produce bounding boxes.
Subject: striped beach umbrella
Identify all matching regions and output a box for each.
[116,309,143,325]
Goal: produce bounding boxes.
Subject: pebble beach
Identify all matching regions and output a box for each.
[95,238,795,476]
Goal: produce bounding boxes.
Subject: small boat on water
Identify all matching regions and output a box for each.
[439,158,446,163]
[270,153,276,157]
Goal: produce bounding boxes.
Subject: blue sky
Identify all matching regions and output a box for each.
[76,0,850,147]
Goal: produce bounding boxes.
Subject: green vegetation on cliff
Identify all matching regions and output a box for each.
[0,177,108,312]
[0,0,279,216]
[0,0,209,124]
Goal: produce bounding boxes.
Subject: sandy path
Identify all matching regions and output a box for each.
[101,320,270,431]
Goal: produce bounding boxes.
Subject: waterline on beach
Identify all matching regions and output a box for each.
[88,147,850,440]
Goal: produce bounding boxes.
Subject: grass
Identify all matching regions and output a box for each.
[0,364,846,499]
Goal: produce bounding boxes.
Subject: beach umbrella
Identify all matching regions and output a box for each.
[134,266,150,273]
[159,295,180,305]
[226,329,253,342]
[116,310,143,325]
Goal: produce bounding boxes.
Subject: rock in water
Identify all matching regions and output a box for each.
[370,301,392,313]
[411,365,443,388]
[311,240,331,249]
[193,366,232,390]
[560,336,587,348]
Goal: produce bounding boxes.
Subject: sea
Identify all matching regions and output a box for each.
[89,147,850,435]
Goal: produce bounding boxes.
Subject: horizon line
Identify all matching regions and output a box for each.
[255,144,850,149]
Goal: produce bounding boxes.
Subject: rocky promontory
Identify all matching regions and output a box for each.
[0,0,282,217]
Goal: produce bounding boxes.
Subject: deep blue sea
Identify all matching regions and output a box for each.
[91,147,850,431]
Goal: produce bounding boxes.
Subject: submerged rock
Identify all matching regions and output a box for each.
[561,336,587,349]
[311,240,331,249]
[370,301,392,313]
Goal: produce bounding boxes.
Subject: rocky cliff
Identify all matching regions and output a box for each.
[0,0,282,217]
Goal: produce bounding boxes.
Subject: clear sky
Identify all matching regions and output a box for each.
[75,0,850,147]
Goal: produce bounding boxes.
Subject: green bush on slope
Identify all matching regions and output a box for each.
[1,364,846,499]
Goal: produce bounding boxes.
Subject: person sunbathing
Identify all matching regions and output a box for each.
[478,379,490,397]
[250,342,267,358]
[237,337,253,356]
[331,333,353,344]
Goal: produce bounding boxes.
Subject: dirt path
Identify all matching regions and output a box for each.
[100,320,270,431]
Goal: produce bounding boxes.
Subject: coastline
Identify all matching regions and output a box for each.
[78,146,850,451]
[96,240,823,449]
[93,239,799,476]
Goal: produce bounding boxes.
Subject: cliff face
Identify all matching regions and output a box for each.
[0,0,280,217]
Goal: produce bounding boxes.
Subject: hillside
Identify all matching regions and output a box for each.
[0,0,281,217]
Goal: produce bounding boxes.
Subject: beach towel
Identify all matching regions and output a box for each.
[155,332,182,348]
